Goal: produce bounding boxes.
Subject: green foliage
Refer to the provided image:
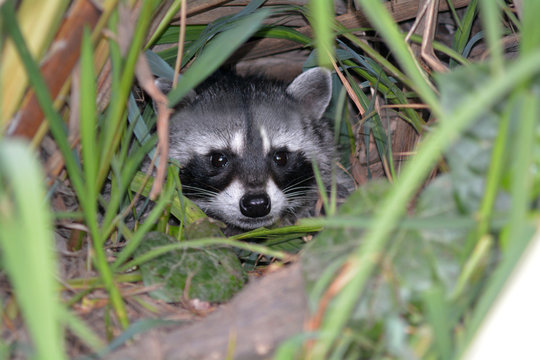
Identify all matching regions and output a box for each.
[2,0,540,358]
[136,232,247,302]
[294,59,540,358]
[291,2,540,358]
[451,0,478,68]
[309,0,335,68]
[166,7,271,107]
[0,140,65,360]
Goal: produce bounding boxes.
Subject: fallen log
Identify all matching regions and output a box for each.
[106,263,307,360]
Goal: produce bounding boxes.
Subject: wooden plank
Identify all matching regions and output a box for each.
[186,0,347,24]
[186,8,309,26]
[232,0,472,61]
[186,0,233,16]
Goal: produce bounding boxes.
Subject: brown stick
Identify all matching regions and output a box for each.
[7,0,101,139]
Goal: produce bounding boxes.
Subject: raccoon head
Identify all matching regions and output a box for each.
[160,67,334,231]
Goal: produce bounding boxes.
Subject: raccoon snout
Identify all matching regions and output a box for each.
[240,193,271,218]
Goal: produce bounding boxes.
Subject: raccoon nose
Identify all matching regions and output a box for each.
[240,193,271,218]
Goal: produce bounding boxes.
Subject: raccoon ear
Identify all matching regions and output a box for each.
[155,77,173,95]
[286,67,332,119]
[153,77,196,110]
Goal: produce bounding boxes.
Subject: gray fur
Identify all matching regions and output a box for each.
[159,67,353,232]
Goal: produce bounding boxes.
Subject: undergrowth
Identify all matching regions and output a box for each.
[1,0,539,359]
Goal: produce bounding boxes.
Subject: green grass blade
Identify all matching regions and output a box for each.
[354,0,440,115]
[479,0,504,74]
[461,227,540,359]
[458,228,535,358]
[101,137,157,237]
[423,286,451,360]
[465,96,511,254]
[119,238,288,273]
[451,0,478,68]
[312,158,330,215]
[79,21,131,329]
[451,235,492,301]
[144,0,183,49]
[340,30,416,92]
[145,49,177,79]
[167,8,270,107]
[0,4,135,329]
[310,47,540,359]
[59,308,105,352]
[98,0,159,188]
[172,0,266,69]
[300,216,475,230]
[255,25,311,44]
[500,92,537,249]
[520,0,540,56]
[112,176,175,270]
[80,27,100,242]
[0,140,66,360]
[0,0,85,203]
[153,25,206,46]
[127,95,155,147]
[310,0,334,68]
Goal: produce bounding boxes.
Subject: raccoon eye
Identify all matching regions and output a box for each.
[273,151,288,167]
[210,152,228,168]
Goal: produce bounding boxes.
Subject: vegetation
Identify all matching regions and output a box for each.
[0,0,538,359]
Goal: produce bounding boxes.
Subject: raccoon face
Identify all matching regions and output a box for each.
[179,140,316,230]
[163,67,335,230]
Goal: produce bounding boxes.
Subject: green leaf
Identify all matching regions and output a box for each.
[479,0,504,74]
[255,25,311,44]
[451,0,478,68]
[310,0,335,67]
[520,0,540,56]
[438,66,501,214]
[168,8,271,107]
[310,46,540,357]
[80,27,100,244]
[128,170,207,225]
[302,181,389,295]
[136,232,247,302]
[355,0,440,113]
[0,140,66,360]
[423,286,452,360]
[152,25,206,46]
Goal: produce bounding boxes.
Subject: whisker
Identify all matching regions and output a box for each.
[181,184,219,199]
[282,176,317,193]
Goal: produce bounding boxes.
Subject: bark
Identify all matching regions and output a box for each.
[107,263,307,360]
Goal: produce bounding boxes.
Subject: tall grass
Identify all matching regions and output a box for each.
[1,0,274,356]
[0,0,538,358]
[300,0,540,359]
[0,140,65,360]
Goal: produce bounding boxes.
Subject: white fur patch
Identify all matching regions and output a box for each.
[191,134,228,155]
[259,126,270,154]
[202,179,288,230]
[213,180,244,215]
[170,134,229,164]
[266,179,286,215]
[269,129,322,158]
[269,130,303,152]
[230,131,244,155]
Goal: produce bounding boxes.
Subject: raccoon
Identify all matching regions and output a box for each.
[156,67,353,232]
